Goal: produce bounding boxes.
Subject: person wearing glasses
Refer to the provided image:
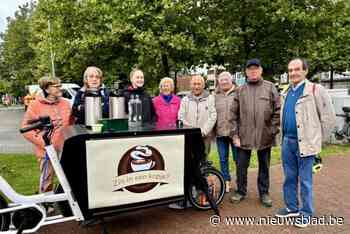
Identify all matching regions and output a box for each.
[72,66,109,124]
[21,76,74,196]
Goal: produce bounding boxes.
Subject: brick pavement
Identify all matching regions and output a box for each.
[37,154,350,234]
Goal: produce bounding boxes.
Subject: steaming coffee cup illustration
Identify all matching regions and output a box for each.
[117,145,165,193]
[130,146,155,172]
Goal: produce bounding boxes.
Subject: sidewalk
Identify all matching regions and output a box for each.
[0,105,24,111]
[38,154,350,234]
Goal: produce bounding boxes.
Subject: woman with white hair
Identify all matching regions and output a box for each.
[152,77,181,128]
[72,66,109,124]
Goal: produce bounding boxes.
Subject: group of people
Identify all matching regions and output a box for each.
[21,57,336,227]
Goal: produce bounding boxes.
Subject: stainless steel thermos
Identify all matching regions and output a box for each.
[84,89,102,126]
[109,89,127,119]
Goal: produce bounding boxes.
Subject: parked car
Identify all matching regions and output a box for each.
[24,83,80,109]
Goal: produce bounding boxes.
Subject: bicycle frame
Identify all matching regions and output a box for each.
[0,144,84,233]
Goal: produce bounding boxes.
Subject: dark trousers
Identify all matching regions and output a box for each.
[236,147,271,197]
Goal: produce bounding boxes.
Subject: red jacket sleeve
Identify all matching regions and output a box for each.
[21,102,45,149]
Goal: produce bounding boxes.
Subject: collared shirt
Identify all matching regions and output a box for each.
[291,79,306,91]
[283,83,306,138]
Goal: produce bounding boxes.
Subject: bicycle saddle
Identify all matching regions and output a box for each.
[342,106,350,113]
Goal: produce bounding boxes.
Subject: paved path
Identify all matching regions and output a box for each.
[37,154,350,234]
[0,107,33,154]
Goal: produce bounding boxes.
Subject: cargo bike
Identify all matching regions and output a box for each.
[0,116,225,234]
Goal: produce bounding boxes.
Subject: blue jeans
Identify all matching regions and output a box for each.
[216,136,237,181]
[282,136,315,217]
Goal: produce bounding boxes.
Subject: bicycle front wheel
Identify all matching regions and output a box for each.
[188,168,225,210]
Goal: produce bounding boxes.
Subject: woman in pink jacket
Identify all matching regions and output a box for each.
[152,77,181,128]
[21,76,73,196]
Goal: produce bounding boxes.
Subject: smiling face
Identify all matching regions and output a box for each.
[245,65,263,82]
[87,71,101,89]
[84,67,102,89]
[46,83,62,99]
[190,75,205,96]
[288,59,307,86]
[131,70,144,88]
[160,80,173,95]
[218,73,234,92]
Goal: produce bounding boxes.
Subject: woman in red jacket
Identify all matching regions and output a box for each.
[21,76,73,195]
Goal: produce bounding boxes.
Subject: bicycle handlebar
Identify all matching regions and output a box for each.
[336,114,346,117]
[19,116,52,134]
[20,121,45,133]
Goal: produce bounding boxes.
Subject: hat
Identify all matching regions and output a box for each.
[246,58,261,68]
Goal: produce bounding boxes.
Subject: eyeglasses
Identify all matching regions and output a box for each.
[51,84,62,88]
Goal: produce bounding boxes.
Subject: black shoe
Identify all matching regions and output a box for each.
[260,194,272,207]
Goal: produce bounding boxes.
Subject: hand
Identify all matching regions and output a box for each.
[233,137,241,147]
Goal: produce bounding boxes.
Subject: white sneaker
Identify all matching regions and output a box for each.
[168,201,192,210]
[294,215,309,228]
[168,202,185,210]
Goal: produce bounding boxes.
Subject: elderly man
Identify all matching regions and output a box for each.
[178,74,217,156]
[276,58,336,228]
[169,75,217,209]
[215,71,238,193]
[231,58,281,207]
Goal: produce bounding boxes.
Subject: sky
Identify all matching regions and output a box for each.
[0,0,31,33]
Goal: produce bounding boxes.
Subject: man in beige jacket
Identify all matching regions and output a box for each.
[276,58,336,228]
[178,75,217,156]
[169,75,217,210]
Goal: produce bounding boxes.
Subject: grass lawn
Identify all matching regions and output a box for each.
[0,144,349,196]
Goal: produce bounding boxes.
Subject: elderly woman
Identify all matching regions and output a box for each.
[21,76,73,196]
[215,71,238,193]
[152,77,181,128]
[123,68,155,124]
[72,66,109,124]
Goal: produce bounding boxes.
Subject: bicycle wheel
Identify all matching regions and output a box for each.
[188,168,225,210]
[346,124,350,140]
[0,194,10,231]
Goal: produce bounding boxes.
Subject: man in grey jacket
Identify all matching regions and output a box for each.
[231,58,281,207]
[276,58,336,228]
[178,75,217,156]
[169,75,217,210]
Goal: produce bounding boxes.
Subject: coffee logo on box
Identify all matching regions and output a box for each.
[113,145,169,193]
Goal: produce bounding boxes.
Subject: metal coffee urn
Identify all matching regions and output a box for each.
[109,82,127,119]
[84,88,102,126]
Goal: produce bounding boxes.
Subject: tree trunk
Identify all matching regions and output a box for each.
[161,52,170,77]
[330,67,334,89]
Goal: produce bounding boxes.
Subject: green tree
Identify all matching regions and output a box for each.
[1,2,36,96]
